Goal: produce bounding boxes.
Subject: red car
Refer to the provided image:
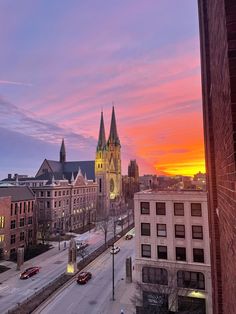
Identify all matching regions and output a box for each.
[20,267,40,279]
[77,271,92,284]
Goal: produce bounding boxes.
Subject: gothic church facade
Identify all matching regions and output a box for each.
[95,107,122,217]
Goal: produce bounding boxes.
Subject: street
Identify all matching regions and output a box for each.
[34,233,135,314]
[0,221,133,314]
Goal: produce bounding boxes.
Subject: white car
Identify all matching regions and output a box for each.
[110,246,120,254]
[76,241,88,250]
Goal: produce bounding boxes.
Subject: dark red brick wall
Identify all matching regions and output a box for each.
[198,1,236,313]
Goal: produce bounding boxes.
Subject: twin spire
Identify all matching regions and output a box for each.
[60,106,120,159]
[97,106,120,150]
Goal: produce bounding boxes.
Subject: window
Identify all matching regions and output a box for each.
[157,224,167,237]
[19,218,25,227]
[59,191,61,196]
[24,202,26,213]
[176,247,186,261]
[11,204,13,216]
[10,220,16,229]
[55,191,57,197]
[175,224,185,238]
[0,235,4,242]
[47,201,50,209]
[47,191,51,197]
[28,201,31,212]
[0,216,5,228]
[10,234,16,244]
[142,267,168,285]
[156,202,166,215]
[157,246,167,259]
[191,203,202,216]
[177,271,205,290]
[193,248,204,263]
[192,225,203,239]
[20,232,24,241]
[99,178,102,193]
[28,229,33,238]
[59,201,61,207]
[28,217,33,225]
[15,203,18,215]
[140,202,150,214]
[19,203,22,214]
[141,223,151,236]
[141,244,151,258]
[174,203,184,216]
[67,190,69,195]
[54,201,57,207]
[40,191,44,197]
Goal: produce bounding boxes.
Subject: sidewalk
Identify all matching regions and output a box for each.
[0,241,67,283]
[100,278,137,314]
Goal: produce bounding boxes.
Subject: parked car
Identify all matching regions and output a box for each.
[76,241,88,250]
[125,234,133,240]
[110,246,120,254]
[20,267,40,279]
[77,271,92,284]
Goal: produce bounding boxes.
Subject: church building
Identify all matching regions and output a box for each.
[95,106,122,217]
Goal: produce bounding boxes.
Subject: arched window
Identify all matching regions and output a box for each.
[142,267,168,285]
[177,270,205,290]
[99,178,102,193]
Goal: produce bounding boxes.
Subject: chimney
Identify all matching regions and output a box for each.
[8,174,12,179]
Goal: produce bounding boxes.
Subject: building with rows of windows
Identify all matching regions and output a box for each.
[0,186,36,259]
[134,190,212,314]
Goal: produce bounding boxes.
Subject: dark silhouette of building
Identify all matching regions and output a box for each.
[198,1,236,313]
[128,160,139,181]
[122,160,140,209]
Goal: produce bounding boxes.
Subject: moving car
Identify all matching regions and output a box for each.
[77,271,92,284]
[110,246,120,254]
[76,241,88,250]
[20,266,40,279]
[125,234,133,240]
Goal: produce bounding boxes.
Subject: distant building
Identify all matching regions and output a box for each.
[95,107,122,217]
[0,186,36,260]
[123,160,140,209]
[139,175,158,190]
[134,190,212,313]
[198,1,236,313]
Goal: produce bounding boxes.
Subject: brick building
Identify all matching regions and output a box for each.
[198,1,236,313]
[0,186,36,259]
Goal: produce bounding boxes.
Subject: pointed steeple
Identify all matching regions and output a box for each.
[97,111,106,150]
[60,138,66,163]
[108,106,120,145]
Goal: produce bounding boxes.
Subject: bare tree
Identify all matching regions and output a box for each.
[39,221,50,244]
[133,264,205,314]
[96,214,110,247]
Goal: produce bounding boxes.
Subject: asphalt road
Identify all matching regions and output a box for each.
[0,221,132,314]
[34,233,135,314]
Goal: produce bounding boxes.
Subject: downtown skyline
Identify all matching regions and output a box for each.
[0,0,204,178]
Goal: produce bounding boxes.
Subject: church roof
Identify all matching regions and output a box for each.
[37,160,95,181]
[97,111,106,150]
[108,106,120,145]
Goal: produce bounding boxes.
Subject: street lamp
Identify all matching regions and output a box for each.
[112,243,115,301]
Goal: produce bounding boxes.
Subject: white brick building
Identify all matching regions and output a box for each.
[134,190,212,314]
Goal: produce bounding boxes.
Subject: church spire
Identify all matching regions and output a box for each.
[108,106,120,145]
[97,111,106,150]
[60,138,66,163]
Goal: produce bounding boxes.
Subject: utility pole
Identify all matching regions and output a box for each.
[112,243,115,301]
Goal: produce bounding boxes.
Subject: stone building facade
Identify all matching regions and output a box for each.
[134,190,212,313]
[198,1,236,313]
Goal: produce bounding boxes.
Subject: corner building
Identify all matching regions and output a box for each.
[134,190,212,314]
[198,1,236,313]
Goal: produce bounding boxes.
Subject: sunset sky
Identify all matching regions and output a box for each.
[0,0,205,178]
